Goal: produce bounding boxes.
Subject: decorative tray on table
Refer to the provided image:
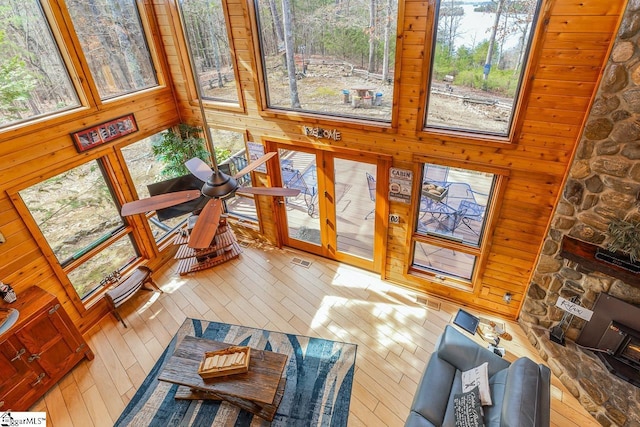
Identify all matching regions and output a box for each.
[198,346,251,379]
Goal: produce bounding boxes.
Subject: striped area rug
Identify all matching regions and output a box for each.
[115,318,357,426]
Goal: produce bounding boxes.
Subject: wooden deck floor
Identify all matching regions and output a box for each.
[32,244,598,426]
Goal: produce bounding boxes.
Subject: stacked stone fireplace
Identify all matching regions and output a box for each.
[519,1,640,425]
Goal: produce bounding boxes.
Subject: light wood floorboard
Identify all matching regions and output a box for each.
[34,244,598,426]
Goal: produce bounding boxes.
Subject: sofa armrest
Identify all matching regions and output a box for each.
[500,358,551,427]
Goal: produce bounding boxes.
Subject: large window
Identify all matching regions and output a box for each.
[180,0,240,103]
[254,0,397,122]
[65,0,157,99]
[425,0,540,135]
[0,0,79,128]
[18,160,139,300]
[121,132,193,242]
[412,163,496,284]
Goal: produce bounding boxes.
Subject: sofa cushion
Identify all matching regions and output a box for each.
[453,386,485,427]
[461,362,492,406]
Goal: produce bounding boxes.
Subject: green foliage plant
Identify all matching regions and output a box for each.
[606,218,640,263]
[152,123,211,178]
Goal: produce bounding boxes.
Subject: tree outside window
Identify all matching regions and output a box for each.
[254,0,398,122]
[0,0,79,128]
[18,160,140,300]
[425,0,540,135]
[180,0,240,103]
[66,0,157,100]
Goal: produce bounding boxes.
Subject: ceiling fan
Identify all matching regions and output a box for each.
[120,153,300,249]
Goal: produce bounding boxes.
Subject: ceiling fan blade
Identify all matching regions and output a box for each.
[185,157,214,182]
[188,198,222,249]
[121,190,202,216]
[237,187,301,197]
[233,152,277,179]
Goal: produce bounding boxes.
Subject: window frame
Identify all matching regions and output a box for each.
[416,0,547,145]
[176,0,246,113]
[407,156,508,292]
[8,155,147,313]
[247,0,403,130]
[57,0,167,107]
[0,0,85,132]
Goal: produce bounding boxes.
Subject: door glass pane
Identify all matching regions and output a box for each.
[0,0,79,128]
[425,0,540,135]
[413,241,475,280]
[180,0,239,103]
[66,0,157,99]
[210,128,257,220]
[334,159,375,260]
[254,0,397,122]
[279,148,320,246]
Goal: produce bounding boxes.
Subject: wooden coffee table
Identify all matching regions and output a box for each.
[158,335,288,421]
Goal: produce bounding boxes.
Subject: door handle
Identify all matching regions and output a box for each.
[28,353,42,363]
[31,373,46,387]
[11,348,26,362]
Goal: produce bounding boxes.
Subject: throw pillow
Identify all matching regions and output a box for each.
[461,362,492,406]
[453,386,485,427]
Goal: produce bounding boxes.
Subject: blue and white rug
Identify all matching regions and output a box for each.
[115,318,357,426]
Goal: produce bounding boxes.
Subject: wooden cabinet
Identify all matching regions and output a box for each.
[0,287,94,411]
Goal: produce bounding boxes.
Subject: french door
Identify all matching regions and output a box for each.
[269,141,388,273]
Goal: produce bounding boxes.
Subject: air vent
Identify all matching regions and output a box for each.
[416,296,441,311]
[291,257,312,268]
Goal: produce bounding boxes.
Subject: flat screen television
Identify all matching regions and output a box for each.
[147,174,206,222]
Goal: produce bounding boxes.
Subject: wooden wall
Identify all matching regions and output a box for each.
[0,1,181,331]
[157,0,626,319]
[0,0,626,333]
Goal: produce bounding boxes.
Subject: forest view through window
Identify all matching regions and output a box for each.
[180,0,240,103]
[0,0,79,128]
[425,0,541,135]
[19,160,139,300]
[255,0,397,122]
[66,0,157,100]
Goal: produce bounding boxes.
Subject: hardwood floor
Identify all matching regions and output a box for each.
[32,243,598,426]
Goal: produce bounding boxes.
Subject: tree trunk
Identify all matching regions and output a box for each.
[382,0,392,83]
[483,0,507,85]
[368,0,376,73]
[281,0,300,108]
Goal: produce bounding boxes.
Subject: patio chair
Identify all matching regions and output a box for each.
[458,199,486,235]
[282,168,315,216]
[365,172,376,220]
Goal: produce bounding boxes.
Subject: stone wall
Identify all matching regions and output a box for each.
[519,1,640,425]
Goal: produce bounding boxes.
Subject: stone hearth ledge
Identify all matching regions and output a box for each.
[519,322,640,427]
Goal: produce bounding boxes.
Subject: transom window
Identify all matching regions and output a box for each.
[412,163,496,284]
[0,0,79,128]
[18,160,139,300]
[179,0,240,103]
[425,0,541,135]
[65,0,157,100]
[254,0,398,122]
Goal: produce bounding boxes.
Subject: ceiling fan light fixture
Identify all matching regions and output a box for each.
[201,170,238,198]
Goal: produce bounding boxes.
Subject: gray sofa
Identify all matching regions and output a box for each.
[406,325,550,427]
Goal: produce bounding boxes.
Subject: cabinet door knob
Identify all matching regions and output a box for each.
[28,353,42,363]
[11,348,26,362]
[31,373,46,387]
